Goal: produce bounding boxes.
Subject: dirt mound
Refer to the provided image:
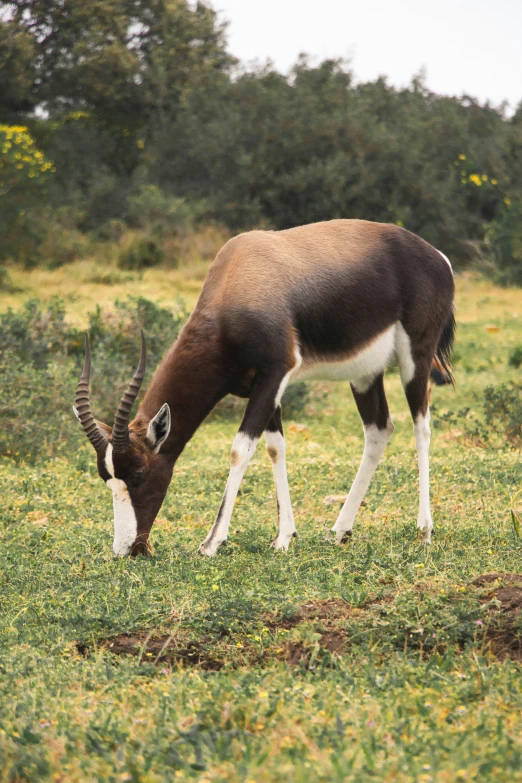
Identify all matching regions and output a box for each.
[265,598,354,631]
[76,578,522,669]
[76,633,223,671]
[470,573,522,661]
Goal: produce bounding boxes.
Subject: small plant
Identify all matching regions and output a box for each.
[482,383,522,444]
[0,266,13,291]
[482,199,522,286]
[118,236,164,270]
[508,346,522,369]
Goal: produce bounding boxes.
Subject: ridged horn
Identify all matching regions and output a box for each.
[75,333,108,454]
[112,329,147,453]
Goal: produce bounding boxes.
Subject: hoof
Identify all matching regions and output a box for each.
[327,529,352,545]
[198,539,226,557]
[417,518,433,544]
[271,531,297,551]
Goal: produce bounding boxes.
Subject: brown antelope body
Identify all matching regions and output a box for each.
[74,219,455,555]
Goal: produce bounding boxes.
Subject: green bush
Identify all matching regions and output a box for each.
[434,381,522,446]
[39,226,88,268]
[0,266,13,291]
[482,383,522,444]
[117,237,164,270]
[0,297,79,369]
[0,352,83,461]
[127,185,199,237]
[0,296,187,461]
[483,200,522,286]
[508,346,522,369]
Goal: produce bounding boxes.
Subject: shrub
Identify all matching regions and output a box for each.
[0,297,79,369]
[0,125,55,263]
[508,346,522,369]
[482,199,522,286]
[117,236,164,270]
[434,382,522,446]
[0,353,83,461]
[0,266,13,291]
[0,296,187,461]
[127,185,200,237]
[482,383,522,444]
[39,226,88,268]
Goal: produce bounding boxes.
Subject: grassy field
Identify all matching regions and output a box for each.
[1,261,522,782]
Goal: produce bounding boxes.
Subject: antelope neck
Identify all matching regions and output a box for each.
[137,329,225,461]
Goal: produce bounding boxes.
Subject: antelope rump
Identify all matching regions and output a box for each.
[73,219,455,556]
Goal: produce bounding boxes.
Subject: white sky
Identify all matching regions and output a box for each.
[213,0,522,111]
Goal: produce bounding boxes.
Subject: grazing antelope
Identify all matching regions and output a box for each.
[74,219,455,556]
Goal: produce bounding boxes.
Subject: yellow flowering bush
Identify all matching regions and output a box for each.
[0,125,55,261]
[0,125,55,195]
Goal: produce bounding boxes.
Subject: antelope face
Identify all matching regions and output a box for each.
[74,331,172,556]
[100,410,172,556]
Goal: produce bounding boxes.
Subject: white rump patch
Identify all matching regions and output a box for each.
[104,444,137,556]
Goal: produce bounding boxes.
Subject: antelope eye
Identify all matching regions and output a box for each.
[129,469,145,487]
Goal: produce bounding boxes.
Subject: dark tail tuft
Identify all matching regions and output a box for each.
[435,308,456,386]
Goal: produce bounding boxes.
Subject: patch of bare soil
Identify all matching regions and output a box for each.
[268,598,386,668]
[76,633,224,671]
[77,598,375,671]
[471,574,522,661]
[265,598,354,632]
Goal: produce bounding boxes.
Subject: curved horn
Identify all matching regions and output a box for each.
[75,333,108,454]
[112,329,147,453]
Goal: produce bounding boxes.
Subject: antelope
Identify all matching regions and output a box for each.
[74,219,455,556]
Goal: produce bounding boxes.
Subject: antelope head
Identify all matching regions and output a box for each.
[74,332,172,556]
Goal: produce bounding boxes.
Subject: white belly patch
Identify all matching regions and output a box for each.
[291,322,407,392]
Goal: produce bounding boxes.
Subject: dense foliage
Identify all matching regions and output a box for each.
[0,296,187,460]
[0,1,521,276]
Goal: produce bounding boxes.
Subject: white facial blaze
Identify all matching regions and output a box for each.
[104,444,138,556]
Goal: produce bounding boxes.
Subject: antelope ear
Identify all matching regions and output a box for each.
[146,403,171,453]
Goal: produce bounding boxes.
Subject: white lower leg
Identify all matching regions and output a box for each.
[265,430,296,550]
[414,410,432,542]
[332,421,393,543]
[199,432,258,556]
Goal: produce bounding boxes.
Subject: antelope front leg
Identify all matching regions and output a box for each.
[265,407,297,551]
[198,433,258,556]
[198,365,293,556]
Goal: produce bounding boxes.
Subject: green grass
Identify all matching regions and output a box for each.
[1,266,522,782]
